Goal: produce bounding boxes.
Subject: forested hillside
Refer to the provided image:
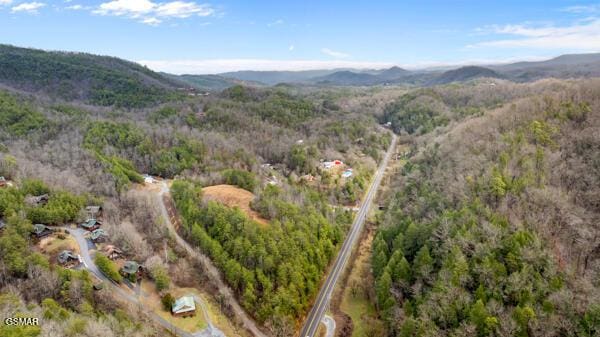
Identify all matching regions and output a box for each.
[0,44,185,107]
[0,46,392,337]
[372,79,600,336]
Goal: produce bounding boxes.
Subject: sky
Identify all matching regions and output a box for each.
[1,0,600,73]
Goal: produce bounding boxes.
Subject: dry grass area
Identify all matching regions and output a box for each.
[38,232,80,257]
[139,281,208,333]
[138,281,243,336]
[339,230,383,337]
[202,184,269,226]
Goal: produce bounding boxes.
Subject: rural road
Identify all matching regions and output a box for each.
[157,181,268,337]
[299,133,397,337]
[321,315,336,337]
[65,227,218,337]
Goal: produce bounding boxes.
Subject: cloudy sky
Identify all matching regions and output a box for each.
[1,0,599,73]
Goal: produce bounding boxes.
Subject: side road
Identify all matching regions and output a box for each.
[157,182,268,337]
[66,227,220,337]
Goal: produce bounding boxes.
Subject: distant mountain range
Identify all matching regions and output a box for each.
[2,44,600,101]
[209,53,600,87]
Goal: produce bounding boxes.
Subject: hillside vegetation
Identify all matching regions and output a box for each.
[372,79,600,337]
[0,44,183,107]
[0,45,393,337]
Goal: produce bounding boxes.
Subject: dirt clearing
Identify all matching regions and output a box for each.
[202,184,269,226]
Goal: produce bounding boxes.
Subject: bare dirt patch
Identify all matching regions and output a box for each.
[202,184,269,226]
[38,232,80,257]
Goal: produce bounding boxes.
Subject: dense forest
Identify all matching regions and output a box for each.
[0,44,184,108]
[2,44,600,337]
[371,79,600,336]
[0,179,164,337]
[0,46,392,337]
[172,180,348,331]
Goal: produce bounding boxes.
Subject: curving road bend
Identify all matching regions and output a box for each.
[66,227,194,337]
[299,133,397,337]
[66,227,221,337]
[156,182,268,337]
[321,315,336,337]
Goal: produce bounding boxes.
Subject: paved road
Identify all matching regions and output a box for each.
[321,315,336,337]
[66,227,218,337]
[299,134,397,337]
[157,182,267,337]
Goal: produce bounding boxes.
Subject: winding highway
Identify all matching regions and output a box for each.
[299,133,397,337]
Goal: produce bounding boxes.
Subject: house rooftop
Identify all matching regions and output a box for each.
[90,228,107,240]
[172,296,196,314]
[85,206,101,212]
[58,250,77,263]
[33,224,50,235]
[121,261,140,274]
[81,219,99,229]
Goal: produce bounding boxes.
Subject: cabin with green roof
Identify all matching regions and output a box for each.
[171,295,196,317]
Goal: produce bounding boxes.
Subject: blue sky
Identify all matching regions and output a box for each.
[1,0,599,73]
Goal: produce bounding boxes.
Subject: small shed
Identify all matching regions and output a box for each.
[172,296,196,317]
[58,250,78,265]
[103,245,123,260]
[0,176,6,188]
[120,260,143,279]
[143,174,155,184]
[32,224,53,238]
[85,206,102,219]
[80,219,102,231]
[90,228,108,243]
[25,194,49,207]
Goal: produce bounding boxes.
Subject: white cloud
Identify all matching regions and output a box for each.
[94,0,215,24]
[267,19,283,27]
[321,48,350,58]
[65,4,84,10]
[0,0,13,6]
[155,1,213,18]
[142,17,161,25]
[289,44,295,51]
[471,19,600,50]
[95,0,155,17]
[11,2,45,13]
[562,4,600,13]
[138,59,396,74]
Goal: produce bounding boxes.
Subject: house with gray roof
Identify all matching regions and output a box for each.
[90,228,108,243]
[32,224,53,238]
[120,260,143,281]
[80,219,101,231]
[171,296,196,317]
[58,250,78,266]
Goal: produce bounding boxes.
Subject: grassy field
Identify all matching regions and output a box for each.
[339,230,383,337]
[140,281,208,333]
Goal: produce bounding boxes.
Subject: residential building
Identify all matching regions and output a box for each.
[172,296,196,317]
[80,219,102,231]
[32,224,53,239]
[120,260,143,279]
[90,228,108,243]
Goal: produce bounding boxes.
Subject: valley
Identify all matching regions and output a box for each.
[1,43,599,337]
